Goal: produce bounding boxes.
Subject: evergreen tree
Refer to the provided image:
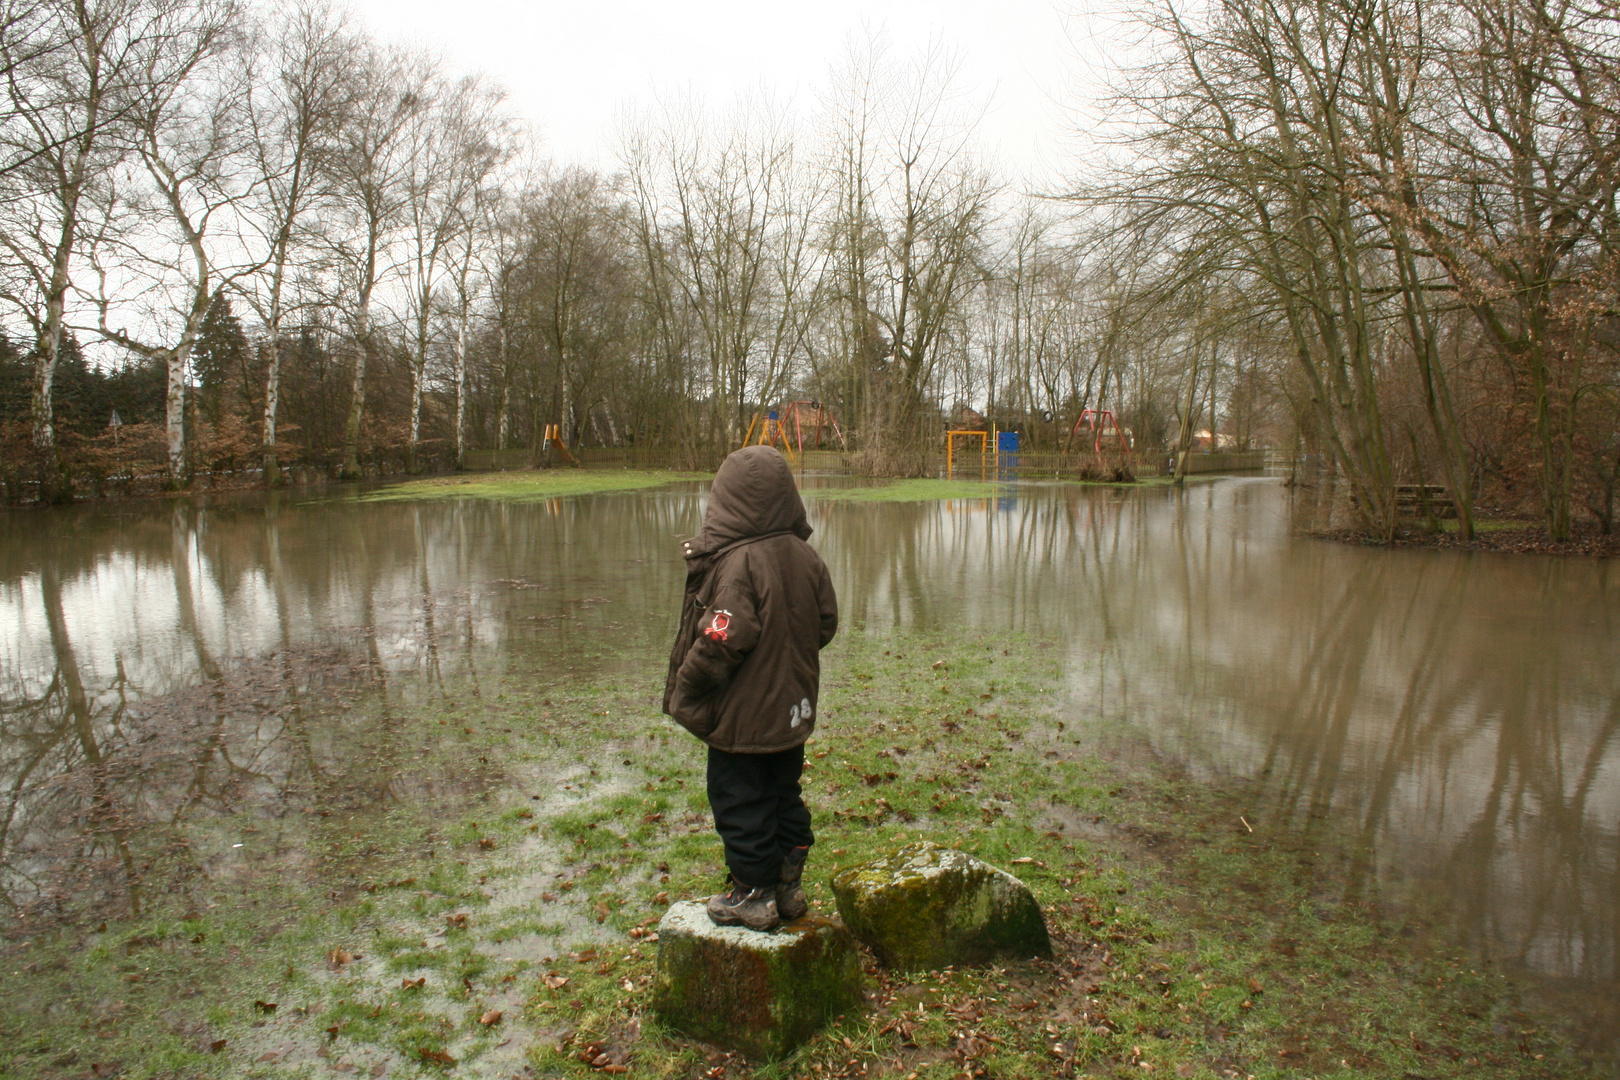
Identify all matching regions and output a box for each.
[0,334,26,424]
[192,294,251,424]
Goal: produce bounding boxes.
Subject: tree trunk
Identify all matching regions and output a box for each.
[342,295,371,479]
[261,325,283,483]
[453,315,467,470]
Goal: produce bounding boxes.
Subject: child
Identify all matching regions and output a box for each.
[663,446,838,931]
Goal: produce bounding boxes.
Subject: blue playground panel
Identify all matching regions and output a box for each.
[997,431,1019,453]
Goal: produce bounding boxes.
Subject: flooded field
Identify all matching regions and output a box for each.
[2,476,1616,1072]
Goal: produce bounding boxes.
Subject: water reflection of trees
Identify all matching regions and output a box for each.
[0,492,698,923]
[816,481,1619,983]
[5,484,1612,984]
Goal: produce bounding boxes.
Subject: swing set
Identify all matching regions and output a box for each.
[741,401,848,465]
[1063,409,1131,455]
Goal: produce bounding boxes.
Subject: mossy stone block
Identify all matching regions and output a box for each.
[830,841,1052,971]
[651,901,863,1059]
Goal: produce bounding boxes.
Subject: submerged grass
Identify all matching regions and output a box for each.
[359,469,710,503]
[0,628,1602,1079]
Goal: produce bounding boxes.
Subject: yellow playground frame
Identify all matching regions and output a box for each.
[946,430,990,476]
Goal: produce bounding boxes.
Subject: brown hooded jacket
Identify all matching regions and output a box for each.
[663,446,838,752]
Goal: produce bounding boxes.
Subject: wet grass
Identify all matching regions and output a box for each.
[360,470,1225,508]
[359,469,711,503]
[803,476,1224,501]
[0,630,1604,1079]
[804,479,1011,502]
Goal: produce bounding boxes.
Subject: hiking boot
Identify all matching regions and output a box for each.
[706,878,779,931]
[776,846,809,920]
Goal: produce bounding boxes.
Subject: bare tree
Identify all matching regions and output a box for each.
[444,111,514,469]
[522,166,634,449]
[78,0,244,488]
[622,96,816,457]
[328,42,426,479]
[236,0,352,481]
[390,73,507,472]
[0,0,191,497]
[822,36,996,473]
[1408,0,1620,539]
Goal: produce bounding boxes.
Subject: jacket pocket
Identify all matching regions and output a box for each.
[663,592,709,714]
[667,676,720,739]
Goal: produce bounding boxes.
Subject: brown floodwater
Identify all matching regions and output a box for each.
[2,477,1615,1025]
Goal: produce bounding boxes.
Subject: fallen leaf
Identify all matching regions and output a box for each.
[594,901,611,923]
[445,912,469,929]
[258,1051,283,1063]
[478,838,496,850]
[329,947,354,968]
[542,973,570,990]
[416,1047,456,1065]
[653,891,669,904]
[480,1009,503,1025]
[253,1000,278,1013]
[541,892,558,902]
[641,812,663,824]
[209,1040,227,1053]
[401,977,426,990]
[932,660,947,669]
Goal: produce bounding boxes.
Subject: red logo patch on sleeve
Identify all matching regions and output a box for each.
[703,610,732,643]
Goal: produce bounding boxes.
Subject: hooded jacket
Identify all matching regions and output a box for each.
[663,446,838,752]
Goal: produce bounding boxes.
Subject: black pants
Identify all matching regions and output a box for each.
[707,744,814,889]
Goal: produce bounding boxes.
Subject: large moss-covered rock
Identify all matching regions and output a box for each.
[651,901,863,1059]
[830,841,1051,970]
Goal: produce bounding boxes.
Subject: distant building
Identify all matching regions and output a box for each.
[955,405,987,430]
[1191,429,1237,451]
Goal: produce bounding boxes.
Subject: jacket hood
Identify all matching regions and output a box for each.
[687,446,811,558]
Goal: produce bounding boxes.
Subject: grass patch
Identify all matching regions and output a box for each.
[805,475,1225,501]
[1437,516,1538,534]
[805,478,1007,502]
[359,468,709,503]
[0,628,1602,1079]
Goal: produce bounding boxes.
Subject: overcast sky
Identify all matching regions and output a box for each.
[341,0,1123,187]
